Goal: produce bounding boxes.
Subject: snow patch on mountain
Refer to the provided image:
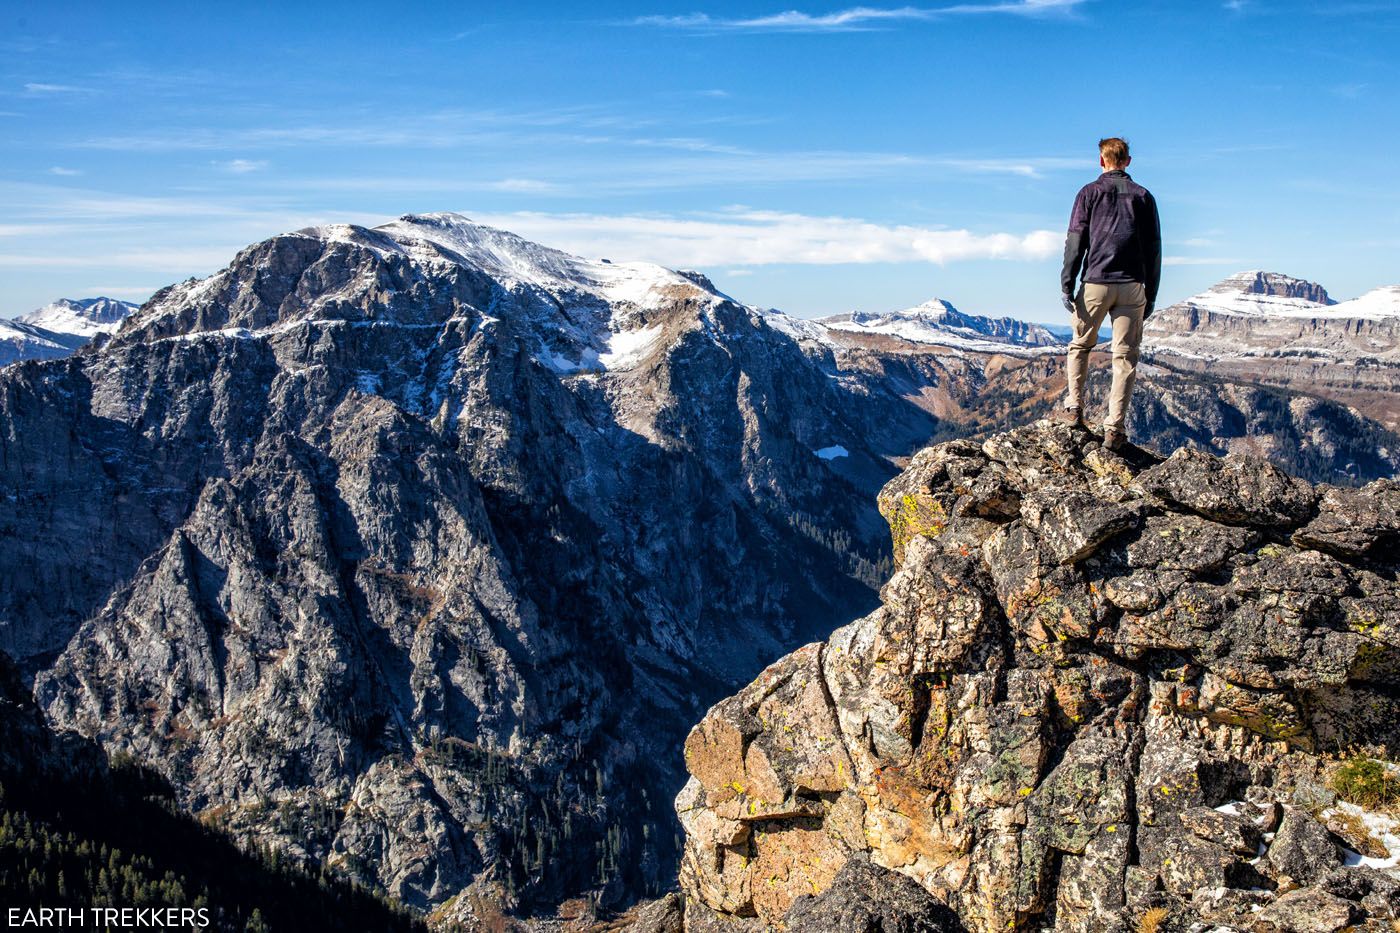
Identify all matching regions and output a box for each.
[304,213,716,314]
[0,319,79,366]
[18,297,138,337]
[1,298,136,366]
[1146,272,1400,366]
[1330,286,1400,320]
[1170,272,1400,320]
[819,298,1062,354]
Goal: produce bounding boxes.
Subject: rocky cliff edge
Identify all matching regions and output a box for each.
[666,420,1400,932]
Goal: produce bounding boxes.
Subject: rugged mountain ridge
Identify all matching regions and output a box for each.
[671,420,1400,932]
[19,296,139,337]
[3,219,1398,926]
[819,299,1061,353]
[1145,271,1400,432]
[0,296,137,366]
[0,318,86,366]
[1,213,931,925]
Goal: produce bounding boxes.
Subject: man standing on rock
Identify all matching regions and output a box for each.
[1057,137,1162,451]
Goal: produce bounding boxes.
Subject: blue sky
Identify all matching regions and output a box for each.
[2,0,1397,322]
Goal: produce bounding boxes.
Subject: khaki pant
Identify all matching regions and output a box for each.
[1064,281,1145,432]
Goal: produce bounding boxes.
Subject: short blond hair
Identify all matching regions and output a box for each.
[1099,137,1130,168]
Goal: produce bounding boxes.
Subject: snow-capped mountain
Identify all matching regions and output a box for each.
[4,212,930,925]
[19,297,138,338]
[818,298,1062,354]
[1145,270,1400,433]
[135,213,716,379]
[0,318,87,366]
[1146,270,1400,361]
[1,297,139,367]
[1197,270,1336,309]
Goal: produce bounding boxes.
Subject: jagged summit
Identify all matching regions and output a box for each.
[674,419,1400,931]
[821,297,1060,352]
[118,211,734,376]
[289,211,719,312]
[18,297,138,336]
[1208,270,1335,305]
[2,205,921,925]
[1,297,137,366]
[1167,271,1398,321]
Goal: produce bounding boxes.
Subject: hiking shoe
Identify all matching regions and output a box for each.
[1052,407,1084,427]
[1102,428,1127,451]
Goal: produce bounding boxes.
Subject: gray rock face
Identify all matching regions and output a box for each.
[1268,811,1341,886]
[1207,271,1335,304]
[3,215,927,921]
[782,855,964,932]
[1253,888,1356,933]
[676,420,1400,932]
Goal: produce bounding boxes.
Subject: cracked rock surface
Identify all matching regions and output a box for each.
[673,421,1400,932]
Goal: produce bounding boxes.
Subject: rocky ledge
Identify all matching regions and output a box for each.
[666,421,1400,932]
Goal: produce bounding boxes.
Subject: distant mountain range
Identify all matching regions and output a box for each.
[1,297,138,366]
[2,218,1397,926]
[1145,270,1400,433]
[818,298,1061,354]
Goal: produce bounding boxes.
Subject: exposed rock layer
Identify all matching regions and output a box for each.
[676,421,1400,932]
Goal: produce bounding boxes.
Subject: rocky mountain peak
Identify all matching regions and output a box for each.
[674,420,1400,931]
[822,298,1060,351]
[1207,270,1334,305]
[892,297,962,319]
[17,296,138,336]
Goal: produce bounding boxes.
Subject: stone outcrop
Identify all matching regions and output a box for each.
[674,420,1400,931]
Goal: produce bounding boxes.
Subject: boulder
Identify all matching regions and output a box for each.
[1252,887,1356,933]
[782,854,964,932]
[1267,811,1341,886]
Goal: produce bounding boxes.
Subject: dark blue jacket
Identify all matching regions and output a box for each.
[1061,170,1161,306]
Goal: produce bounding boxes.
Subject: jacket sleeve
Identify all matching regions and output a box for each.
[1141,192,1162,306]
[1060,187,1090,296]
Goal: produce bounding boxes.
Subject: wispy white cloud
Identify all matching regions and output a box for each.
[939,156,1085,178]
[471,208,1060,266]
[0,247,239,269]
[629,0,1084,32]
[489,178,559,193]
[213,158,269,173]
[0,223,83,237]
[75,106,665,152]
[23,82,89,94]
[78,285,157,299]
[1164,256,1242,266]
[1331,82,1368,99]
[47,166,83,176]
[261,144,1077,198]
